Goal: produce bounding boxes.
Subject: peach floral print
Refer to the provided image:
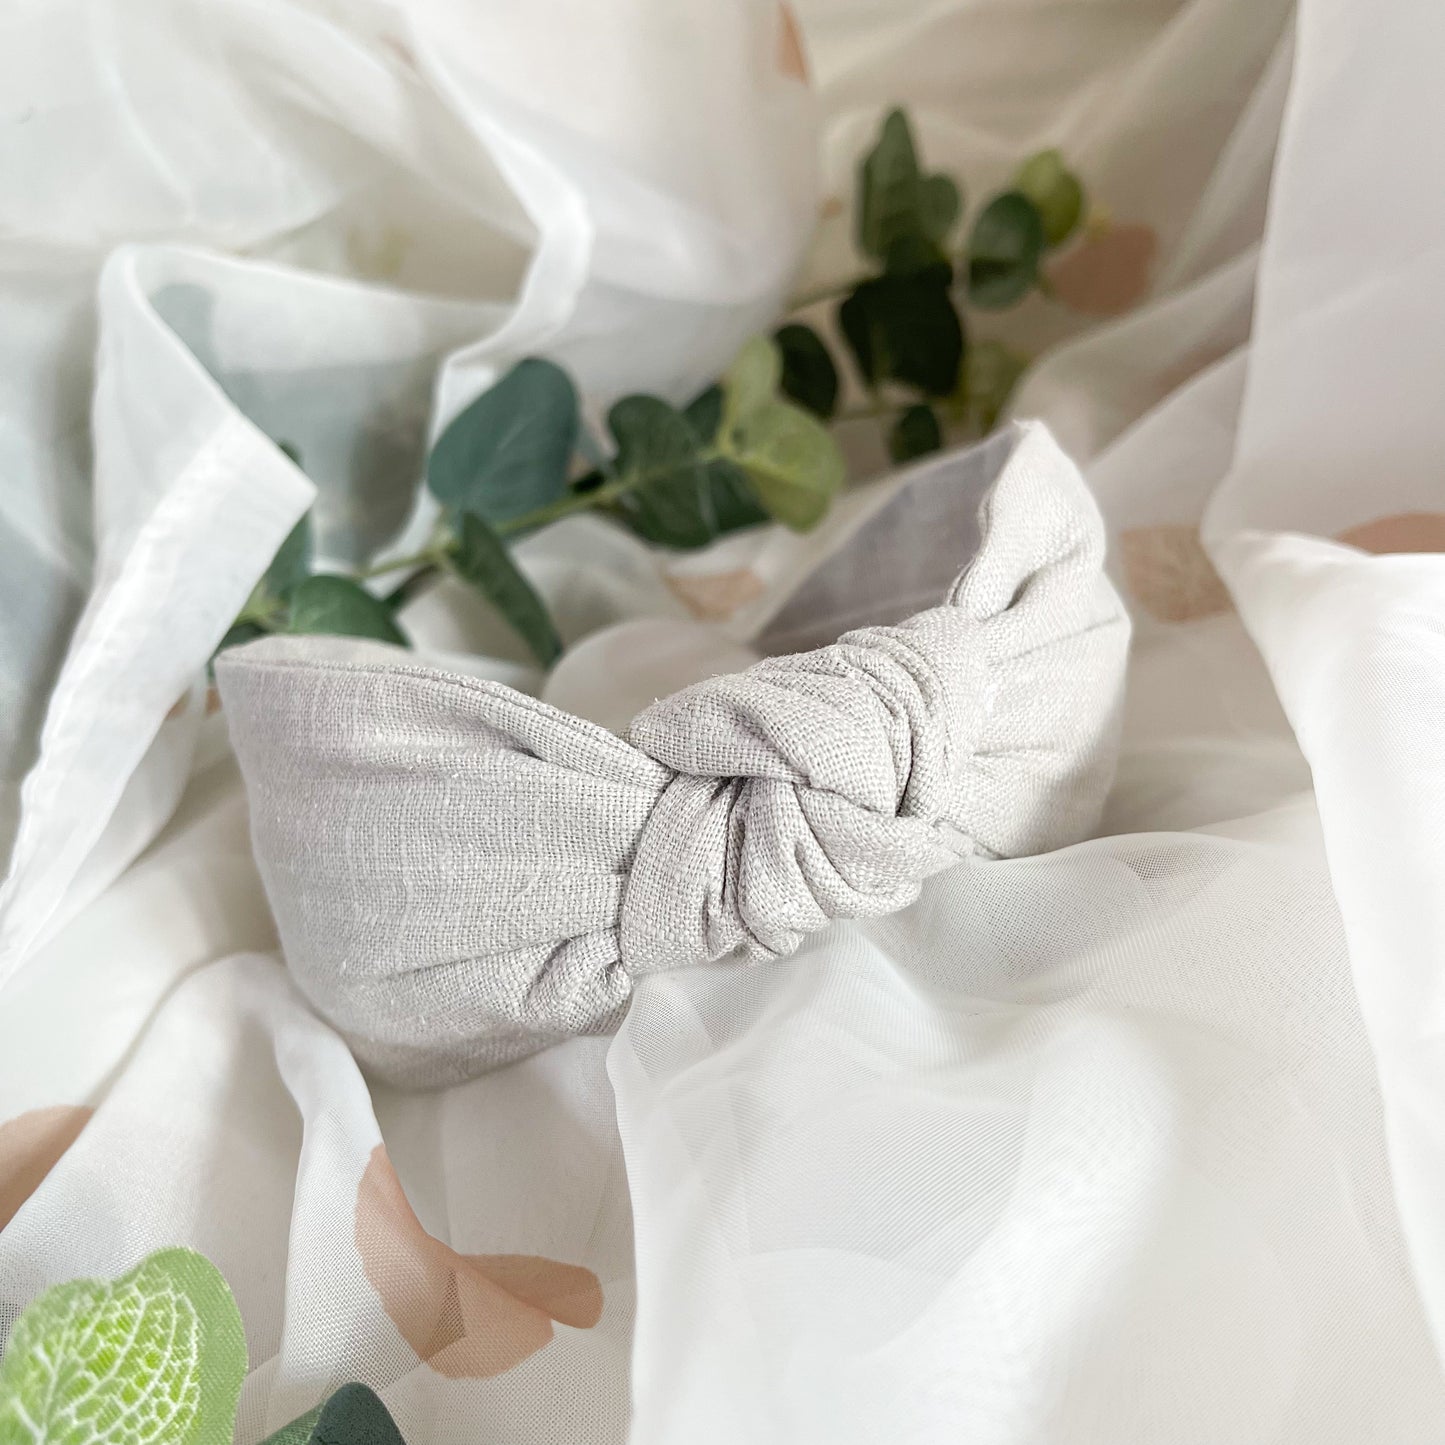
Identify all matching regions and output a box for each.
[1118,525,1232,623]
[0,1106,93,1231]
[777,2,809,83]
[1049,223,1158,316]
[355,1146,602,1378]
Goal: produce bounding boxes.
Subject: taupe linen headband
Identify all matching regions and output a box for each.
[218,425,1129,1087]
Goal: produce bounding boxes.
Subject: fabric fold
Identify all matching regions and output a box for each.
[217,422,1129,1086]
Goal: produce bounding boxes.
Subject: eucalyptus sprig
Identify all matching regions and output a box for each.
[217,335,842,668]
[781,109,1087,463]
[214,108,1093,671]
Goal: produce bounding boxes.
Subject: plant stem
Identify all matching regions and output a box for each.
[356,545,442,581]
[495,449,726,536]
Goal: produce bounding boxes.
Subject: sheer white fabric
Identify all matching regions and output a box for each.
[4,0,1445,1441]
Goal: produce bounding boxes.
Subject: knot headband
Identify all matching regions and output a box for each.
[217,425,1130,1087]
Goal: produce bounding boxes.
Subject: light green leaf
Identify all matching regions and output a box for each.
[888,403,943,463]
[1013,149,1084,247]
[288,575,408,646]
[448,512,561,666]
[0,1248,246,1445]
[426,358,579,528]
[967,192,1047,309]
[837,271,964,397]
[721,337,782,431]
[730,399,843,531]
[962,339,1029,434]
[774,323,839,420]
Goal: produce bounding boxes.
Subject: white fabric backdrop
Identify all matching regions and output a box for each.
[4,0,1445,1440]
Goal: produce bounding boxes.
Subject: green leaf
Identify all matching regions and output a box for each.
[882,236,954,281]
[259,1406,324,1445]
[721,336,782,431]
[308,1384,405,1445]
[263,513,313,600]
[289,575,408,646]
[962,339,1029,433]
[775,323,839,420]
[729,399,843,531]
[0,1247,246,1445]
[838,272,964,397]
[426,358,579,528]
[682,384,725,443]
[857,109,960,263]
[888,404,943,463]
[967,192,1047,309]
[607,394,717,550]
[448,512,561,666]
[1013,149,1084,247]
[918,174,962,245]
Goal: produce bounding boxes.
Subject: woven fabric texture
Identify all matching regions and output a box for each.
[216,424,1129,1087]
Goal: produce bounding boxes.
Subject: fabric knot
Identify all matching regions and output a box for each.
[216,423,1130,1086]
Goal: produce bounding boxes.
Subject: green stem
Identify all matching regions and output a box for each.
[356,545,443,581]
[495,448,726,536]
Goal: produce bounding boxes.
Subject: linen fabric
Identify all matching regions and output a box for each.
[216,423,1128,1085]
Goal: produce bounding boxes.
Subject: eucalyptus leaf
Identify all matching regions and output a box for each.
[774,323,839,420]
[889,403,943,463]
[1014,149,1085,247]
[0,1248,247,1445]
[259,1406,323,1445]
[289,575,408,646]
[263,512,313,600]
[427,358,579,528]
[609,394,711,547]
[722,336,782,430]
[967,191,1047,309]
[963,339,1029,433]
[307,1383,405,1445]
[838,271,964,397]
[730,399,843,531]
[448,511,562,666]
[683,384,725,443]
[858,108,960,263]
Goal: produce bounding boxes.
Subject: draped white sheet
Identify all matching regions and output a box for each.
[4,0,1445,1440]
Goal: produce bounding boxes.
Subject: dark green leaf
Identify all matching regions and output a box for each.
[426,358,579,527]
[967,192,1047,309]
[607,394,715,549]
[259,1405,323,1445]
[683,384,725,443]
[288,575,408,646]
[263,513,312,600]
[774,323,839,419]
[1013,149,1085,247]
[448,512,561,666]
[963,339,1028,433]
[857,109,961,263]
[217,620,267,652]
[888,404,943,463]
[918,174,961,245]
[882,236,953,281]
[838,272,964,397]
[730,399,843,531]
[308,1384,405,1445]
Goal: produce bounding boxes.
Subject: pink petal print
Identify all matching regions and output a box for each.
[1049,223,1158,316]
[1338,513,1445,554]
[355,1146,603,1379]
[0,1106,93,1231]
[1119,525,1233,623]
[666,568,765,622]
[777,2,809,84]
